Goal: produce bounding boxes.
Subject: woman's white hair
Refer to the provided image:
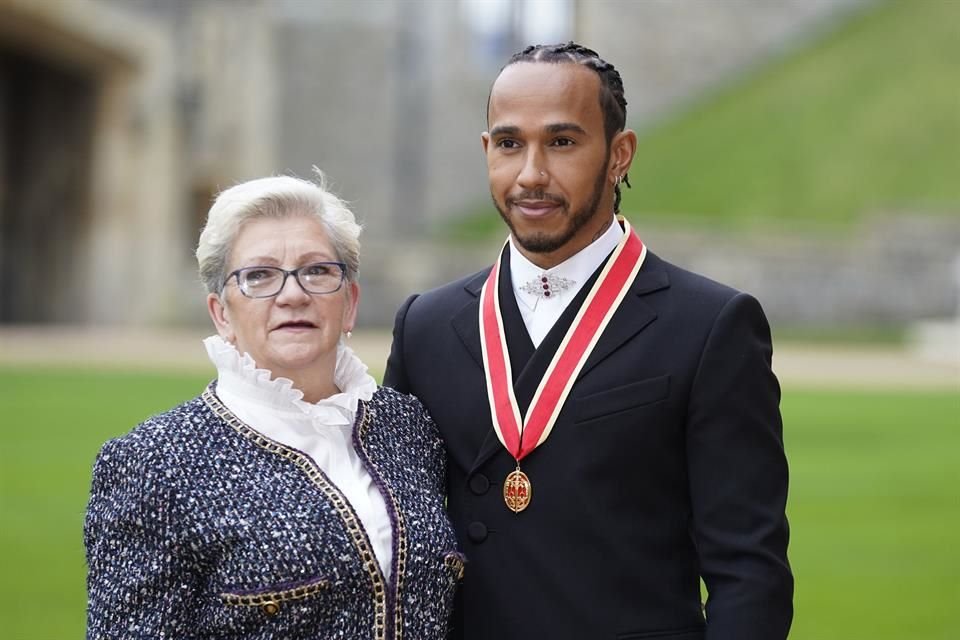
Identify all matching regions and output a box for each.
[196,171,361,294]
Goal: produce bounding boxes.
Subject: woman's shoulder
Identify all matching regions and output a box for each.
[364,386,439,442]
[360,388,446,484]
[96,392,213,467]
[367,386,429,419]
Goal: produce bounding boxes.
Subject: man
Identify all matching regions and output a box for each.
[384,42,792,640]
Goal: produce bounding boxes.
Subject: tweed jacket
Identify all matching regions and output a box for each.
[85,384,462,640]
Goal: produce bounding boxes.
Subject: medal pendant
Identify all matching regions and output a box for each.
[503,468,532,513]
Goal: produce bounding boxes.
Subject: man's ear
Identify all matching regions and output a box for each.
[481,131,491,157]
[207,293,235,344]
[609,129,638,180]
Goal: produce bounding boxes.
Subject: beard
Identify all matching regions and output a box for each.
[492,159,609,255]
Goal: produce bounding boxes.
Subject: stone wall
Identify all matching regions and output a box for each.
[645,215,960,328]
[0,0,183,324]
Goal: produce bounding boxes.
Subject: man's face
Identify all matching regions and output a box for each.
[482,62,614,268]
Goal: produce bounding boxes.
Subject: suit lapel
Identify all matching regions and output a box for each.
[468,251,539,473]
[450,270,489,370]
[577,258,669,379]
[449,271,508,474]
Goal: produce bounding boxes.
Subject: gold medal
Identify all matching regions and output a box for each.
[503,467,532,513]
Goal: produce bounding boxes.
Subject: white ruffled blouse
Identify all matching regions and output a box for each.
[203,335,393,579]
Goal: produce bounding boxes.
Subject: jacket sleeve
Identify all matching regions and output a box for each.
[383,293,419,393]
[84,436,197,639]
[686,293,794,640]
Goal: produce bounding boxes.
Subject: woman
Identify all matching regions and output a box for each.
[84,174,462,639]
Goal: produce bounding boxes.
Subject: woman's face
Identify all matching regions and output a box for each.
[207,215,358,382]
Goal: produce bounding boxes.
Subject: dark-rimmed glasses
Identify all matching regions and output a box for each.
[224,262,347,298]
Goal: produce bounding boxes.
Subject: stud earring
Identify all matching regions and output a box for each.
[345,330,353,339]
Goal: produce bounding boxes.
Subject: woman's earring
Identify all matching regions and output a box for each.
[345,330,353,339]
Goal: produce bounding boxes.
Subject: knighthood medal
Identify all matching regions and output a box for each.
[503,466,532,513]
[479,216,647,513]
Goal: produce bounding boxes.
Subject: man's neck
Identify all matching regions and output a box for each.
[516,214,618,270]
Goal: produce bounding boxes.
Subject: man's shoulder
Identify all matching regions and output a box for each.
[406,266,492,313]
[642,251,775,326]
[648,251,742,304]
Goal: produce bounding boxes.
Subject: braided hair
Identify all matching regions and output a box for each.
[497,42,632,213]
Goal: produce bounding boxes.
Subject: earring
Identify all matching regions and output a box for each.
[539,171,546,177]
[345,330,352,339]
[613,175,622,186]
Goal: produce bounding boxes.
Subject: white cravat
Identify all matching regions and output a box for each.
[510,215,624,347]
[203,335,394,579]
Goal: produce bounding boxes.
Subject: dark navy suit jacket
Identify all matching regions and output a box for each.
[384,249,793,640]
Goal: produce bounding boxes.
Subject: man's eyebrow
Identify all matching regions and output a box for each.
[489,125,520,138]
[545,122,587,135]
[489,123,588,138]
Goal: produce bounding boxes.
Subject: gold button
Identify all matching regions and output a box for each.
[261,601,280,616]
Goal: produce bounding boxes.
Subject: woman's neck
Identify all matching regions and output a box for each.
[272,357,340,404]
[299,379,341,404]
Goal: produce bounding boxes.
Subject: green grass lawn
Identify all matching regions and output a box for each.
[448,0,960,238]
[782,388,959,639]
[1,367,957,638]
[0,368,211,639]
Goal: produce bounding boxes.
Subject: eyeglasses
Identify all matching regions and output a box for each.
[224,262,348,298]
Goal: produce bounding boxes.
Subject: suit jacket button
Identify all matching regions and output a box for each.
[467,521,488,543]
[469,473,490,495]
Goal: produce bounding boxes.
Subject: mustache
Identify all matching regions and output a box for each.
[505,190,567,207]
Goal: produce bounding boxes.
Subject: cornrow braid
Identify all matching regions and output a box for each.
[502,42,631,213]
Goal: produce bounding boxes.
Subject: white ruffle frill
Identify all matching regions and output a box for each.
[203,335,377,428]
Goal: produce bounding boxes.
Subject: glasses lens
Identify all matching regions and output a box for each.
[298,263,345,294]
[239,267,284,297]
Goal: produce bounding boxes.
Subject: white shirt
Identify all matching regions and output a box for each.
[203,335,393,579]
[510,215,624,346]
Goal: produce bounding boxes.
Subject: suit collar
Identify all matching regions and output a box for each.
[464,269,487,296]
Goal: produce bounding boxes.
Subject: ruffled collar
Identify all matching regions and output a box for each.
[203,335,377,427]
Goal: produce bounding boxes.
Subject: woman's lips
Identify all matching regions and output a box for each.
[273,321,316,332]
